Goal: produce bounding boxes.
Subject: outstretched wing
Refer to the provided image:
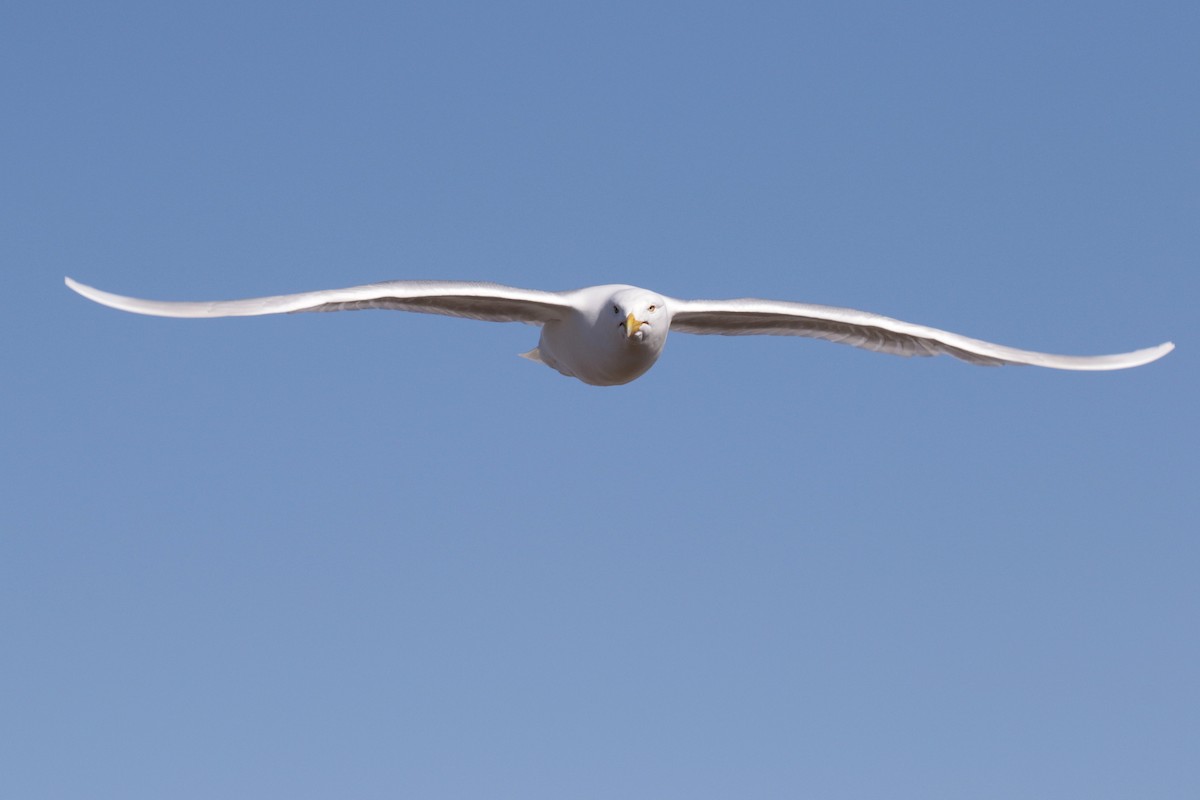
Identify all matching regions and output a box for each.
[667,296,1173,371]
[65,278,573,325]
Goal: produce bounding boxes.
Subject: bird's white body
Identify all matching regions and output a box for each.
[65,277,1173,385]
[528,285,670,385]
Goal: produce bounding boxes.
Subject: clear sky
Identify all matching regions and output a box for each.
[3,1,1197,797]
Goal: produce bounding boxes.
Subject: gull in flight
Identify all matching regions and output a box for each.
[65,277,1173,386]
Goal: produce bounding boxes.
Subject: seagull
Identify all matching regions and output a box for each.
[65,277,1173,386]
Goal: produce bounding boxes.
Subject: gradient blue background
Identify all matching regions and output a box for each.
[3,1,1197,797]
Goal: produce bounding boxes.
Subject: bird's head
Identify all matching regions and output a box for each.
[609,289,669,346]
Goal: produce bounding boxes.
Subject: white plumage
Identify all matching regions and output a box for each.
[65,277,1173,386]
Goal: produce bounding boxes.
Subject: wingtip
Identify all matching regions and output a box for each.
[1123,341,1174,369]
[65,276,92,298]
[65,276,103,304]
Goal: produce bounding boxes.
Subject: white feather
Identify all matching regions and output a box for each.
[667,296,1173,371]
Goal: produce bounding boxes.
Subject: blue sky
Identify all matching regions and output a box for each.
[3,1,1197,797]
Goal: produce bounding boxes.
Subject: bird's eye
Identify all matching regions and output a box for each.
[648,304,657,312]
[613,305,619,314]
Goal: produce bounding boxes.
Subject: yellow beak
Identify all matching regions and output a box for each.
[625,312,643,338]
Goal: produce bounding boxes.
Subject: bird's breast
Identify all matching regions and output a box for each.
[538,320,664,386]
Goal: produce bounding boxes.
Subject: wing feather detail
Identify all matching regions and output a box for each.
[65,278,572,325]
[667,297,1173,371]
